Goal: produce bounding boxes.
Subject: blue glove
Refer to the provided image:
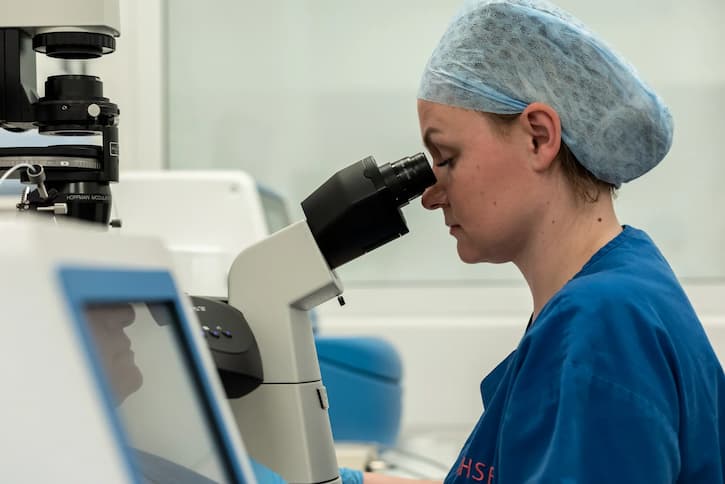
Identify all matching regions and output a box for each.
[249,458,287,484]
[248,458,362,484]
[339,467,364,484]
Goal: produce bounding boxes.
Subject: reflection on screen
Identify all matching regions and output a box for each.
[84,302,231,484]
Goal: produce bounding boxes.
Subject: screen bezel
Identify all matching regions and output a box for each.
[58,266,248,484]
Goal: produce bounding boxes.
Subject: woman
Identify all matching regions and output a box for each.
[346,0,725,483]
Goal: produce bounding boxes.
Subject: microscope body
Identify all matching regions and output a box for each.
[226,153,434,483]
[0,0,121,225]
[1,0,120,129]
[228,220,343,484]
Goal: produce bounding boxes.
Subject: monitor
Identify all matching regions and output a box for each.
[59,268,251,484]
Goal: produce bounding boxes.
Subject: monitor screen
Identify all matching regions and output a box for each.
[83,301,234,484]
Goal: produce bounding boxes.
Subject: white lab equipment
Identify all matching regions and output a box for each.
[0,0,121,225]
[0,214,256,483]
[113,170,274,298]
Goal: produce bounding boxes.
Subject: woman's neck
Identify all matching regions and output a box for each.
[515,191,622,322]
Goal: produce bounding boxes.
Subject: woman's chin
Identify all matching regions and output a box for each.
[456,245,482,264]
[112,361,144,404]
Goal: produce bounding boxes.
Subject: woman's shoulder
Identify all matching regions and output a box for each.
[526,244,709,385]
[541,225,691,331]
[535,264,692,347]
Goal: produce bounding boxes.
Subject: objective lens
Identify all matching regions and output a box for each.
[33,32,116,59]
[379,153,436,206]
[34,75,119,135]
[44,75,104,101]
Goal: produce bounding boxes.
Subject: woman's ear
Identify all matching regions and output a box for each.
[520,102,562,172]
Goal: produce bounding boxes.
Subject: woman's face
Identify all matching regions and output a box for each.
[418,100,546,264]
[86,304,143,405]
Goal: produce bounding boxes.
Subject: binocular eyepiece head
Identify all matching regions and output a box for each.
[302,152,435,270]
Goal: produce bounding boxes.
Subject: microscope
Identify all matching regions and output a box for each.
[0,0,121,224]
[225,153,435,483]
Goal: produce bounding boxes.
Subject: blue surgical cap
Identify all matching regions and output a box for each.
[418,0,673,186]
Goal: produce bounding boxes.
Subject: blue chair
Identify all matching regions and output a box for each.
[315,336,403,446]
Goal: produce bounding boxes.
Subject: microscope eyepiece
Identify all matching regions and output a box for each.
[378,153,436,207]
[302,153,435,269]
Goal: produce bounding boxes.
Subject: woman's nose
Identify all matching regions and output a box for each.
[421,182,446,210]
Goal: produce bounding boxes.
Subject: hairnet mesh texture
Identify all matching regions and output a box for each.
[418,0,673,186]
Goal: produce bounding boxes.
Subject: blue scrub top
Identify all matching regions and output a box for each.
[445,226,725,484]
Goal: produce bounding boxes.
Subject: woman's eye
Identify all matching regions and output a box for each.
[436,158,454,167]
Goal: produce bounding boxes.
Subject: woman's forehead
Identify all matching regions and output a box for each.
[419,101,494,145]
[418,101,479,131]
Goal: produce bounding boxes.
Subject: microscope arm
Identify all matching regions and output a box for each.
[227,220,342,484]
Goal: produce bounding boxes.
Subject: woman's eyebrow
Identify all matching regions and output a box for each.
[423,126,442,151]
